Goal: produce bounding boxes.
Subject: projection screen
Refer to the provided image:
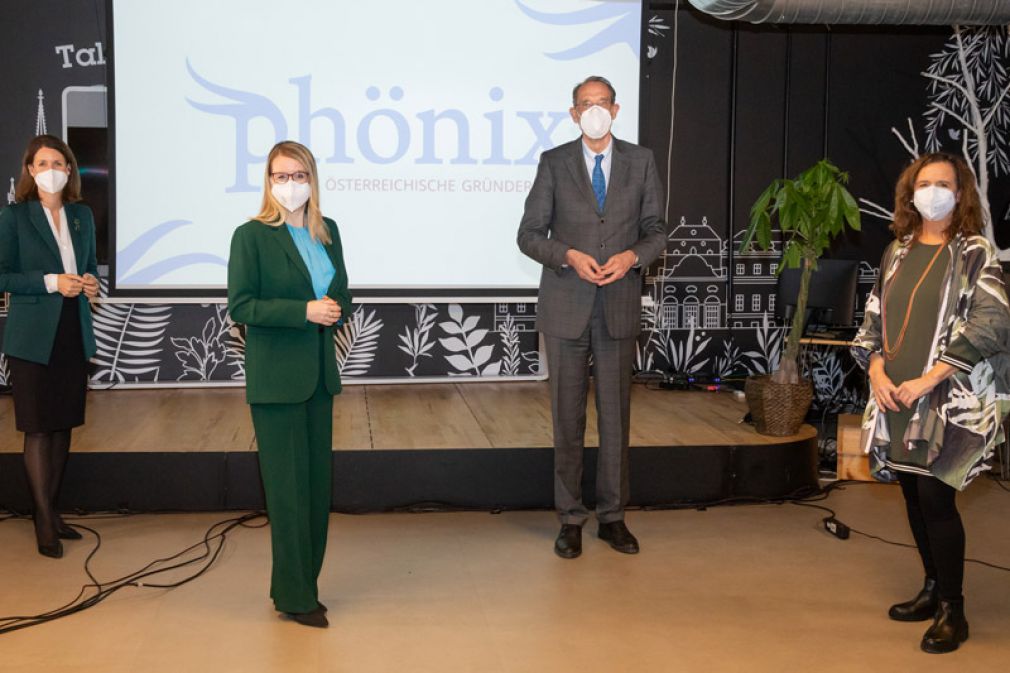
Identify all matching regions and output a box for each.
[108,0,642,298]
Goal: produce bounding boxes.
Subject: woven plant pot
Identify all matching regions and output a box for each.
[744,375,814,437]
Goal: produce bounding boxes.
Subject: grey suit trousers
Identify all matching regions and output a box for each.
[545,291,636,525]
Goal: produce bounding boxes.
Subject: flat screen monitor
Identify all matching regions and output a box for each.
[775,258,859,328]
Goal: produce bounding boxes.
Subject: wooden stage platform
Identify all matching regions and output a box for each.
[0,383,819,512]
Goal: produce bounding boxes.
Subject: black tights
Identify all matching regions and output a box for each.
[896,471,965,601]
[23,430,72,546]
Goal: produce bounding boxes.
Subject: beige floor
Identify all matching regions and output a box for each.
[1,480,1008,673]
[0,384,815,454]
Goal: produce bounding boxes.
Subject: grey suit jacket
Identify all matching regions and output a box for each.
[517,137,668,340]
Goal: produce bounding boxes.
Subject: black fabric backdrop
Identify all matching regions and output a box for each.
[1,3,1006,404]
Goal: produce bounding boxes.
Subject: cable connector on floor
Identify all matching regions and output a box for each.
[823,516,850,540]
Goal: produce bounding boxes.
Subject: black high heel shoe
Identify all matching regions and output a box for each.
[34,514,64,558]
[57,522,82,540]
[37,541,64,559]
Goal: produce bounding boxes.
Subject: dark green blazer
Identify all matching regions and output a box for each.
[227,218,352,404]
[0,200,98,364]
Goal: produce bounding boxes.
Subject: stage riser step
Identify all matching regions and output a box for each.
[0,443,818,513]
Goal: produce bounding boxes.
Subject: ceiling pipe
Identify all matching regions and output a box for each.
[686,0,1010,25]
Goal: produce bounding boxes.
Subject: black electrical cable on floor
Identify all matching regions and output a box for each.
[0,506,27,522]
[789,491,1010,573]
[3,470,1008,634]
[0,511,265,635]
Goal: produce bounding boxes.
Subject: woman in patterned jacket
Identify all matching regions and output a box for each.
[851,152,1010,654]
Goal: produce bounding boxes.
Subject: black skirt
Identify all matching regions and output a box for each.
[8,298,88,433]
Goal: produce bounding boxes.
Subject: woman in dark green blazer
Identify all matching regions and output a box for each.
[0,135,99,558]
[227,141,351,629]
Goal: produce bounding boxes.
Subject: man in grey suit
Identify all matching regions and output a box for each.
[518,76,667,559]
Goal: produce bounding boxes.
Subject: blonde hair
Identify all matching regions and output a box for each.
[254,140,330,244]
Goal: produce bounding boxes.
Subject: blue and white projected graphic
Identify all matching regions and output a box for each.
[112,0,641,293]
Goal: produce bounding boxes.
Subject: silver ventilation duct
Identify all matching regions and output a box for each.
[686,0,1010,25]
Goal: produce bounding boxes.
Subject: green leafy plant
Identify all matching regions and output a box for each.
[739,159,862,385]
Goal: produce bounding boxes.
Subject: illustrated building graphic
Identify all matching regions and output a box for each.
[647,217,731,331]
[730,226,783,328]
[494,303,536,332]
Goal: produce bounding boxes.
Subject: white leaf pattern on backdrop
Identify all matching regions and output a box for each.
[657,321,711,374]
[91,302,172,383]
[335,306,383,377]
[635,339,655,373]
[637,290,660,372]
[439,304,501,376]
[170,305,233,381]
[225,323,246,380]
[521,350,543,375]
[744,313,783,376]
[398,304,438,376]
[807,348,862,412]
[713,338,746,379]
[811,350,845,401]
[499,315,521,375]
[646,14,669,60]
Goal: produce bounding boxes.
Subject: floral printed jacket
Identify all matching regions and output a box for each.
[851,234,1010,490]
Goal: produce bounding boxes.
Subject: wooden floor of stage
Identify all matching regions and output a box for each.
[0,382,816,453]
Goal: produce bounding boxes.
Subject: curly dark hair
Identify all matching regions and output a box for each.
[891,152,982,241]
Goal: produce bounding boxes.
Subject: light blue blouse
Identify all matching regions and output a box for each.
[286,224,336,300]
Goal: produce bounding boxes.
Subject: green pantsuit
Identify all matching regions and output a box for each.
[227,217,352,614]
[250,335,333,613]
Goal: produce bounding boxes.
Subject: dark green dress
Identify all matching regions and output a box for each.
[882,242,979,470]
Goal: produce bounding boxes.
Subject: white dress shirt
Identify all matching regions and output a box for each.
[41,205,78,294]
[581,138,613,190]
[578,138,638,266]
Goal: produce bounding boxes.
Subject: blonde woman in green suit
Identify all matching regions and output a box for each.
[0,135,99,558]
[228,141,352,629]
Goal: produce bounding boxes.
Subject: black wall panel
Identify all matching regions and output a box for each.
[0,4,1005,405]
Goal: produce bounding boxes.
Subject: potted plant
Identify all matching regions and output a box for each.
[738,159,861,436]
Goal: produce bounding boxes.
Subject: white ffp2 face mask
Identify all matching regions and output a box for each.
[271,181,311,213]
[578,105,613,140]
[913,185,957,222]
[33,168,69,194]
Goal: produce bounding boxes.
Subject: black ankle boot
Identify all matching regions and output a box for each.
[921,599,969,654]
[888,578,938,622]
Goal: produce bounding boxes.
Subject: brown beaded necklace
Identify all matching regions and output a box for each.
[881,241,946,361]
